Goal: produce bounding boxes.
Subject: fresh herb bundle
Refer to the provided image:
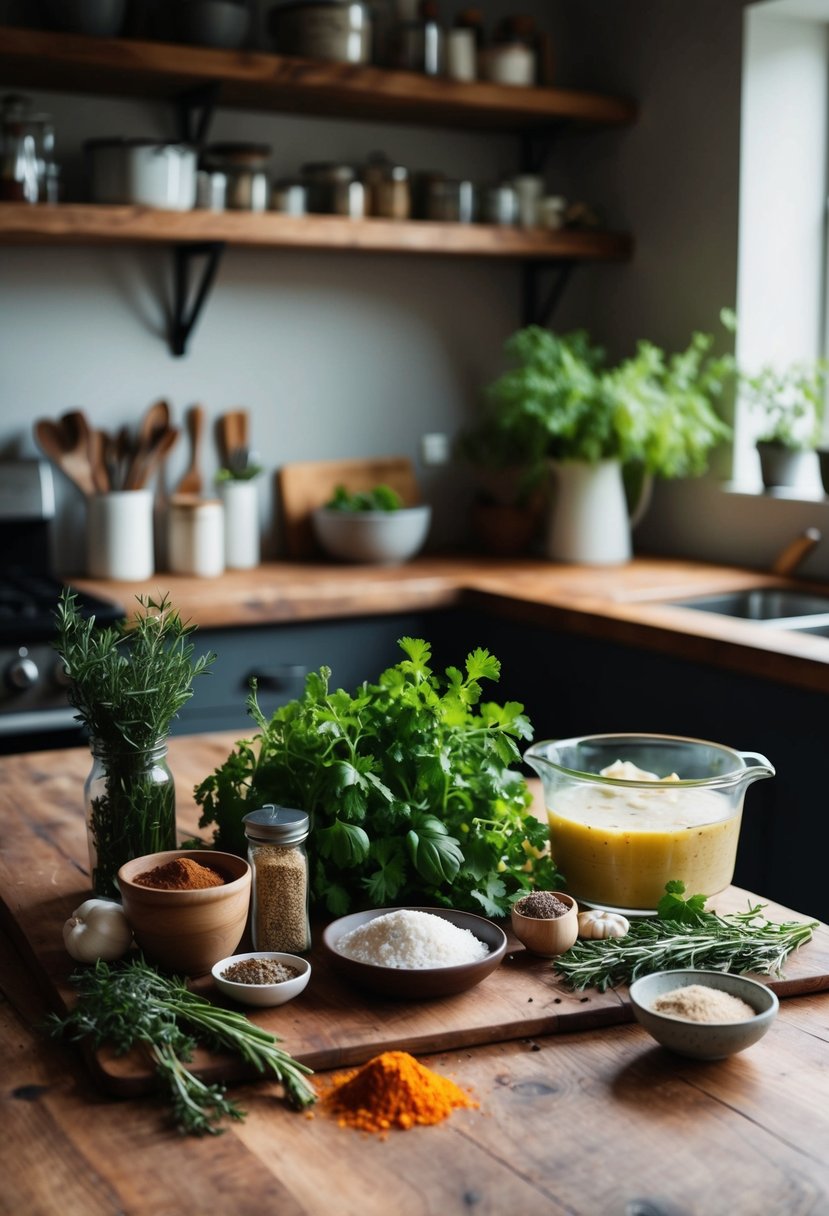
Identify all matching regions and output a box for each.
[55,591,215,893]
[195,637,560,917]
[55,591,215,752]
[325,483,403,512]
[49,958,316,1135]
[554,882,817,992]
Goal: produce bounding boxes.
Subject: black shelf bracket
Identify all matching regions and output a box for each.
[522,260,575,328]
[170,241,225,357]
[519,126,559,176]
[175,80,221,148]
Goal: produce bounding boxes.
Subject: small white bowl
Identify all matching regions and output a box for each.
[629,969,779,1060]
[211,951,311,1008]
[311,505,431,564]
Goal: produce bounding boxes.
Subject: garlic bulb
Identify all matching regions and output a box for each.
[577,909,630,940]
[63,898,133,963]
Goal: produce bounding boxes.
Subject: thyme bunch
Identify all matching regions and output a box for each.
[50,958,316,1135]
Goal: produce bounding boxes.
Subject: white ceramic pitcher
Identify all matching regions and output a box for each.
[543,458,652,565]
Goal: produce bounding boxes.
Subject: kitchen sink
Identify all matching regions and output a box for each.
[669,587,829,626]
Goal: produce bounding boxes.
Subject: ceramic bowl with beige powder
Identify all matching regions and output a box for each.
[629,969,779,1059]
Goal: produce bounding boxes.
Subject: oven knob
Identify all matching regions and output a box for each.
[6,653,39,691]
[52,660,71,689]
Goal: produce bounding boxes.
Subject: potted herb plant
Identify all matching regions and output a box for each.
[457,322,734,564]
[738,357,828,490]
[55,592,215,896]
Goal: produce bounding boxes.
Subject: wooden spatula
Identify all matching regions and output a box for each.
[216,409,248,469]
[34,416,97,498]
[177,404,205,496]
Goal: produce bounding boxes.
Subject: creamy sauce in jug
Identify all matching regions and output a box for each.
[547,764,741,911]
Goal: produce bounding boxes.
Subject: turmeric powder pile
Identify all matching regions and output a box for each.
[320,1050,478,1135]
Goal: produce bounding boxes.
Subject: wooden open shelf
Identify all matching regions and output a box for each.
[0,27,637,132]
[0,202,633,260]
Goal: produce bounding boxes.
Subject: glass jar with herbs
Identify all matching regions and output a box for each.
[56,591,215,897]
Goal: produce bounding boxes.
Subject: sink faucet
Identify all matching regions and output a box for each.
[771,527,822,576]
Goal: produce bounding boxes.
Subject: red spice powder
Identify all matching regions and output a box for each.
[133,856,224,890]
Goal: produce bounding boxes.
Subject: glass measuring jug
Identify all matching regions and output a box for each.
[524,733,775,914]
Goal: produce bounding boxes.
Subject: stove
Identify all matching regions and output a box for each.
[0,461,124,753]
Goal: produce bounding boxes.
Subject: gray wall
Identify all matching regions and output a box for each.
[6,1,798,576]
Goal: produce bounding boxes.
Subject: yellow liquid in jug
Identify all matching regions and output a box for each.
[547,784,742,911]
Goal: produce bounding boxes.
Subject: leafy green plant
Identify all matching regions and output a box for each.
[324,483,404,512]
[553,881,816,992]
[195,637,560,917]
[739,357,828,451]
[455,322,733,491]
[49,958,316,1135]
[55,592,215,894]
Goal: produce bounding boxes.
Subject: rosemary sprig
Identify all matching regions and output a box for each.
[554,903,817,992]
[49,959,316,1135]
[55,590,216,751]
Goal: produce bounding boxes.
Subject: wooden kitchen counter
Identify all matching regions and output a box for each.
[71,553,829,695]
[1,734,828,1215]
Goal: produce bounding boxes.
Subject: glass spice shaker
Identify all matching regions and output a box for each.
[243,805,311,954]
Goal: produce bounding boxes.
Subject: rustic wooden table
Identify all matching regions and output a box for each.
[1,734,828,1215]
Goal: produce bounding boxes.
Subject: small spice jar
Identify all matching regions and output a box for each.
[243,805,311,954]
[167,495,225,578]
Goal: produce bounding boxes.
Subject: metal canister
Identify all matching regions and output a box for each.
[426,177,476,223]
[301,161,356,213]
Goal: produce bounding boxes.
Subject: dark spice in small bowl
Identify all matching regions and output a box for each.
[222,957,300,985]
[514,891,570,920]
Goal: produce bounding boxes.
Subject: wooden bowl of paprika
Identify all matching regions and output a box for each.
[118,849,251,977]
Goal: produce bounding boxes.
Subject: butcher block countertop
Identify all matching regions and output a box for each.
[72,554,829,695]
[1,733,828,1216]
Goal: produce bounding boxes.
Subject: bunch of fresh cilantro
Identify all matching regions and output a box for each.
[194,637,560,917]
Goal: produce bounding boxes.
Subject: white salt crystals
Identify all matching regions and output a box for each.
[336,910,490,969]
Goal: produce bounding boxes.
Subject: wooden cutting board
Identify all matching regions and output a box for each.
[1,739,828,1098]
[277,455,420,558]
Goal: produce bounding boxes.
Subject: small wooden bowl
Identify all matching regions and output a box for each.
[118,849,251,977]
[510,892,579,957]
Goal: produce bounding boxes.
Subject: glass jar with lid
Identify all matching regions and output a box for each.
[243,805,311,953]
[202,143,271,212]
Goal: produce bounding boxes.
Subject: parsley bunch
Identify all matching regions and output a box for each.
[195,637,560,917]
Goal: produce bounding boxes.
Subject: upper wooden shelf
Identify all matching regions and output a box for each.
[0,202,633,260]
[0,27,638,132]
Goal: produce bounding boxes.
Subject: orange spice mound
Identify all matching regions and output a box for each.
[319,1050,478,1134]
[133,856,224,890]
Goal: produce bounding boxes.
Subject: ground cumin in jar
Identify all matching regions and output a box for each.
[243,805,311,954]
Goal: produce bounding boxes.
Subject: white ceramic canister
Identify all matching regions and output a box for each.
[218,479,260,570]
[167,496,225,577]
[445,26,476,81]
[86,490,154,581]
[86,139,198,209]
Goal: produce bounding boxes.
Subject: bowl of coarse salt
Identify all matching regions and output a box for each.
[628,969,779,1060]
[322,907,507,999]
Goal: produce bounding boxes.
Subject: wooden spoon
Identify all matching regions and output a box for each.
[177,404,205,496]
[33,416,98,498]
[124,399,171,490]
[62,409,109,494]
[216,409,248,469]
[139,425,180,489]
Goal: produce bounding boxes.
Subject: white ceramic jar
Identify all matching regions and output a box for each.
[86,139,198,210]
[86,490,154,581]
[167,496,225,577]
[218,480,260,570]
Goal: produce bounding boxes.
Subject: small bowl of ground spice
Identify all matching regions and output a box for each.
[212,951,311,1007]
[510,890,579,957]
[628,969,779,1060]
[118,849,251,977]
